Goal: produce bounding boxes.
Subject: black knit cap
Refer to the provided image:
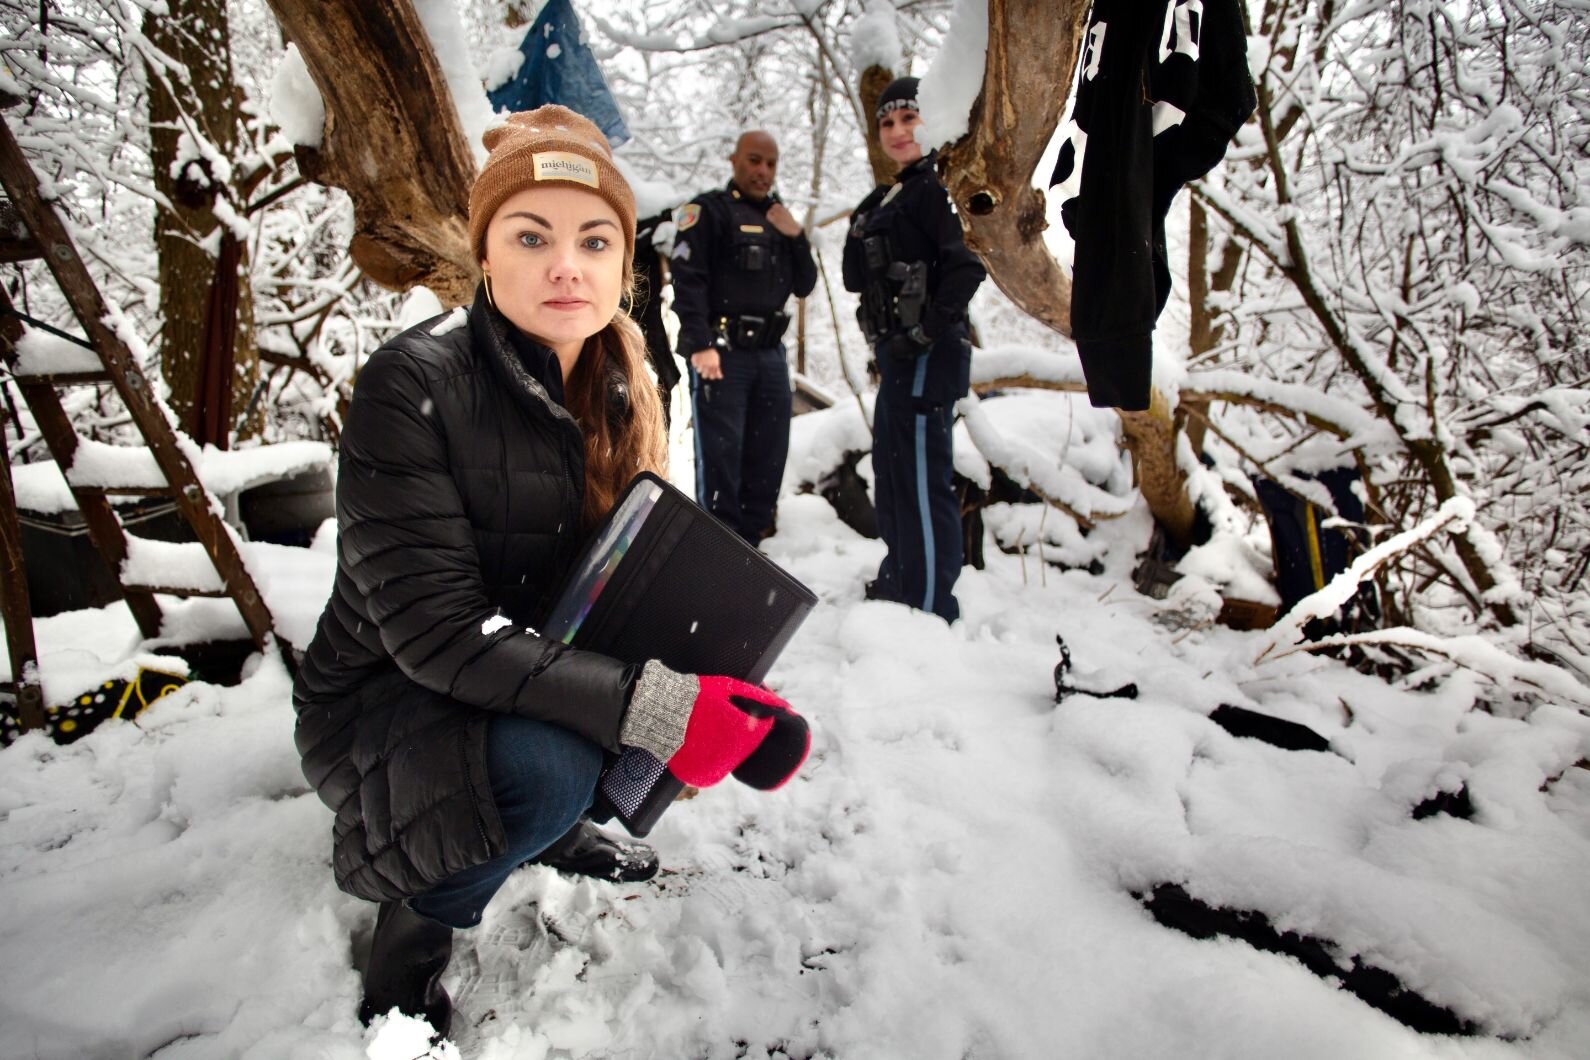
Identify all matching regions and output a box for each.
[875,76,920,121]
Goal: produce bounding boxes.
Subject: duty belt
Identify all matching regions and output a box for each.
[717,311,790,350]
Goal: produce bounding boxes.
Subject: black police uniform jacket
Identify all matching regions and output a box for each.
[669,181,818,355]
[841,153,986,343]
[292,284,636,904]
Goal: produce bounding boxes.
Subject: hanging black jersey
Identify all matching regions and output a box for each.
[1050,0,1255,410]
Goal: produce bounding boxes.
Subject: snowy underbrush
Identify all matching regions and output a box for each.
[3,471,1589,1057]
[1,400,1587,1057]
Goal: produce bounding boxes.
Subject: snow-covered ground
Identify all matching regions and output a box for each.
[2,398,1589,1060]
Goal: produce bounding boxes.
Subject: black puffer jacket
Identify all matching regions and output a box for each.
[293,285,637,903]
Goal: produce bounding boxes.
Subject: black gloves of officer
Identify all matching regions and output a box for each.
[876,324,933,361]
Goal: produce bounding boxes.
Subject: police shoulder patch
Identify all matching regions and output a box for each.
[674,203,702,231]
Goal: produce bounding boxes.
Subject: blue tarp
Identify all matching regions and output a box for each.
[487,0,629,147]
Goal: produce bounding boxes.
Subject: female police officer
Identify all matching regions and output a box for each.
[293,106,809,1037]
[843,77,987,624]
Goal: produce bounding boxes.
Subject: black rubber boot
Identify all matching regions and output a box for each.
[358,900,454,1038]
[530,818,660,883]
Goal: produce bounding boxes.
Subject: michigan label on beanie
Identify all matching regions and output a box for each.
[534,151,600,189]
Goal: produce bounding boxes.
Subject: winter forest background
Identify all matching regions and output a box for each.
[1,1,1589,1058]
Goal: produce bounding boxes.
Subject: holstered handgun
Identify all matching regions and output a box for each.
[856,259,930,343]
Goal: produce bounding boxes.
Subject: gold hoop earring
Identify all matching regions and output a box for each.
[482,269,497,310]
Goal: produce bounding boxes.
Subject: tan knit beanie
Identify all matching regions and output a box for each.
[468,105,637,264]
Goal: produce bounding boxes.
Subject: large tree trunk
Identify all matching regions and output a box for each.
[1118,395,1197,547]
[264,0,478,305]
[936,0,1087,338]
[146,0,260,445]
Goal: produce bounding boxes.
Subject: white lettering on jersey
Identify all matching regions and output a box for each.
[1160,0,1203,63]
[1081,21,1107,81]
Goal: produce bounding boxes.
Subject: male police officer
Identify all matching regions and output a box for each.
[670,130,817,543]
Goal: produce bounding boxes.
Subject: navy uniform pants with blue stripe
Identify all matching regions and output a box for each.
[690,344,792,544]
[870,325,971,623]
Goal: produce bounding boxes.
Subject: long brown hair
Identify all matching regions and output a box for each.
[563,296,669,528]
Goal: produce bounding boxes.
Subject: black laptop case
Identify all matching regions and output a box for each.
[543,472,816,836]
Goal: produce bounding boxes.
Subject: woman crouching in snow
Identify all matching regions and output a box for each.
[291,106,810,1038]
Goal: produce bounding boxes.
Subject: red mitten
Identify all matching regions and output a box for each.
[668,676,810,791]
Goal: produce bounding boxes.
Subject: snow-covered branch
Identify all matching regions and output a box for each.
[1253,497,1478,665]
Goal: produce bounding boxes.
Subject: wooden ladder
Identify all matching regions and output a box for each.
[0,115,279,732]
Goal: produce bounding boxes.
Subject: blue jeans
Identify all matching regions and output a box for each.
[691,344,792,543]
[409,715,603,929]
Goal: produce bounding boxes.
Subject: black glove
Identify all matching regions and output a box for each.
[876,324,933,361]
